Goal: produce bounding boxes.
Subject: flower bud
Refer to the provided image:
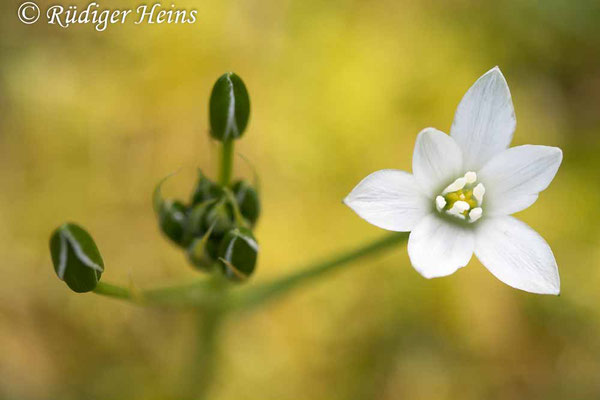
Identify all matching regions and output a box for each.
[232,180,260,226]
[49,223,104,293]
[153,173,189,247]
[203,202,234,237]
[185,200,214,242]
[187,236,219,271]
[209,72,250,141]
[218,227,258,281]
[158,200,188,246]
[190,171,221,206]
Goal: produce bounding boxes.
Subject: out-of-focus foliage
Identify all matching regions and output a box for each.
[1,0,599,399]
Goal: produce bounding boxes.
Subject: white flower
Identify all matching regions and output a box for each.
[344,67,563,295]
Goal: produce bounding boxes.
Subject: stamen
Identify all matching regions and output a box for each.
[464,171,477,184]
[473,183,485,205]
[447,200,469,219]
[469,207,483,222]
[447,210,466,219]
[451,200,470,213]
[436,173,485,224]
[435,195,446,211]
[442,177,466,194]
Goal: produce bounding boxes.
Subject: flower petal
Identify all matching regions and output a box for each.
[478,145,563,216]
[412,127,464,197]
[450,67,516,171]
[408,214,474,278]
[474,216,560,295]
[344,169,430,231]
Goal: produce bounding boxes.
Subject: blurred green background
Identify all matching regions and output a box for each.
[2,0,600,398]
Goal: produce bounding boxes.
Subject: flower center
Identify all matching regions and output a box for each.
[435,171,485,223]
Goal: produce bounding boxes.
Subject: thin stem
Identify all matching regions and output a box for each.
[183,277,227,399]
[219,139,234,187]
[189,308,222,399]
[93,281,130,299]
[231,232,408,312]
[93,279,217,308]
[91,232,409,311]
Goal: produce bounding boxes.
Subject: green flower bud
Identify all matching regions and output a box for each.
[158,200,188,246]
[218,227,258,281]
[185,202,222,270]
[205,235,222,260]
[190,171,221,206]
[49,223,104,293]
[187,236,218,271]
[203,202,234,237]
[153,173,189,246]
[209,72,250,141]
[232,180,260,226]
[184,200,214,242]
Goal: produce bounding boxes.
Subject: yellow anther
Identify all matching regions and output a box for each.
[446,192,459,203]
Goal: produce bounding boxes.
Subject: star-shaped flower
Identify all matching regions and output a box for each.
[344,67,563,295]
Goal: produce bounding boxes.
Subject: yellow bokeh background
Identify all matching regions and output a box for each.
[1,0,600,398]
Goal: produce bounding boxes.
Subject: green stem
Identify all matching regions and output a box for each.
[219,139,234,187]
[231,232,408,312]
[183,277,227,399]
[185,307,222,399]
[93,279,217,308]
[93,281,130,299]
[91,234,407,399]
[92,232,408,311]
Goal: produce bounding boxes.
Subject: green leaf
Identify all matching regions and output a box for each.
[49,223,104,293]
[209,72,250,141]
[218,227,258,281]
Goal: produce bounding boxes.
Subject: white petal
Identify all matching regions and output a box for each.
[474,216,560,295]
[408,214,474,278]
[450,67,516,171]
[478,145,563,216]
[412,127,463,197]
[344,170,430,232]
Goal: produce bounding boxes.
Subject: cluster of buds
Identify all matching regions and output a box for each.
[49,72,260,292]
[154,171,260,281]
